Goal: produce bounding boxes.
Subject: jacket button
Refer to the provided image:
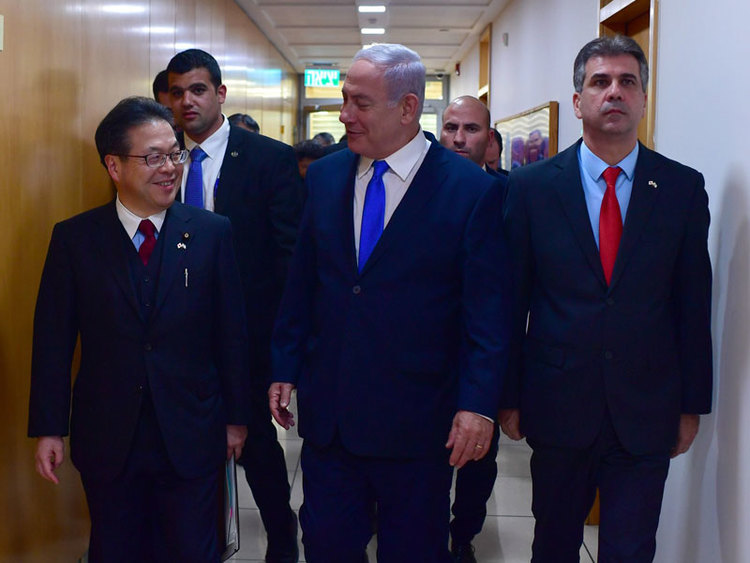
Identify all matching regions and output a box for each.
[135,384,144,394]
[606,297,615,306]
[352,285,361,295]
[144,343,152,351]
[604,350,613,360]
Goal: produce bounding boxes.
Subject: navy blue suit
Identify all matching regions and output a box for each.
[272,134,512,561]
[450,164,508,549]
[28,201,250,561]
[503,140,713,561]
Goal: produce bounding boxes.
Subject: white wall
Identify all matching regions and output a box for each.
[452,0,750,560]
[654,1,750,561]
[450,0,598,148]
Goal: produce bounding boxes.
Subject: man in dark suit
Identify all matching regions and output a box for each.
[439,95,507,563]
[269,44,511,562]
[28,97,250,562]
[166,49,303,563]
[485,128,509,176]
[500,35,713,562]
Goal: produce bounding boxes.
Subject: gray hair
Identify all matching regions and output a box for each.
[353,43,426,118]
[573,35,649,93]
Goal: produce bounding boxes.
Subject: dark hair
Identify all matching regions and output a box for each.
[573,35,648,93]
[167,49,222,90]
[293,140,326,161]
[492,128,503,158]
[94,96,174,167]
[312,132,335,146]
[152,69,169,100]
[228,113,260,133]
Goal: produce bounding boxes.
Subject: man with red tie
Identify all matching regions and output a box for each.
[28,97,250,562]
[500,35,713,562]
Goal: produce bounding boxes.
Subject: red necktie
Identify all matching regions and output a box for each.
[138,219,157,265]
[599,166,622,285]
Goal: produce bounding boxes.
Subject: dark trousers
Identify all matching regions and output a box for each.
[528,411,670,563]
[299,439,454,563]
[82,398,221,563]
[450,422,500,545]
[238,384,296,548]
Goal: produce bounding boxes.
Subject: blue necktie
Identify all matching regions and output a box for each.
[359,160,389,272]
[185,147,208,208]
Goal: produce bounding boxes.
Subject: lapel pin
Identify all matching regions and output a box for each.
[648,180,658,189]
[231,151,239,157]
[177,242,187,250]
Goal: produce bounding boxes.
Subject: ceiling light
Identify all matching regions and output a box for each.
[358,5,386,13]
[102,4,147,14]
[361,28,386,35]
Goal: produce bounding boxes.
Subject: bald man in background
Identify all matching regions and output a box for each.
[440,95,506,563]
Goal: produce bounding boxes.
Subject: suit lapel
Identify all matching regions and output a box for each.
[358,137,442,276]
[213,126,244,215]
[608,143,661,288]
[94,202,142,318]
[153,203,192,317]
[327,150,360,274]
[553,142,608,288]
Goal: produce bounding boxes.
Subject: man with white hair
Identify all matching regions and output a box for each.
[269,44,511,562]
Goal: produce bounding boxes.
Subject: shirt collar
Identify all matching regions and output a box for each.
[580,140,639,185]
[184,114,231,159]
[115,195,167,239]
[357,128,428,181]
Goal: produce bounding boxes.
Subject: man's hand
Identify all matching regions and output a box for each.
[35,436,64,484]
[671,414,700,458]
[445,410,494,469]
[499,408,524,441]
[269,382,296,429]
[226,425,248,460]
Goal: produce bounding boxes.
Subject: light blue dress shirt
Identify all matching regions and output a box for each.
[577,141,639,249]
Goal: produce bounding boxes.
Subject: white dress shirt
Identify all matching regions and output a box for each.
[180,115,231,212]
[353,129,431,258]
[116,195,167,250]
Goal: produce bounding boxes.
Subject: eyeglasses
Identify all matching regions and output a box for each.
[114,149,189,168]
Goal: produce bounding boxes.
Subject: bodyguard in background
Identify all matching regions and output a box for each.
[440,94,507,563]
[270,44,511,562]
[167,49,303,563]
[500,35,713,561]
[28,97,250,562]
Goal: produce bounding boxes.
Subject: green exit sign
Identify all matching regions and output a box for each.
[305,68,340,88]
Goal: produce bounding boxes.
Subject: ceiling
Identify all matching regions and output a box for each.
[234,0,511,75]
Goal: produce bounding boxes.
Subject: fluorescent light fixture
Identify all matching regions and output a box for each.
[102,4,147,14]
[361,28,386,35]
[358,5,386,13]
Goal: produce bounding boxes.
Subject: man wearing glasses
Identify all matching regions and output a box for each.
[28,96,251,562]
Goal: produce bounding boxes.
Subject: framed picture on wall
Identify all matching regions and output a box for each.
[494,101,559,171]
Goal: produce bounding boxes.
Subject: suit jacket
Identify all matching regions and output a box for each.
[502,140,713,455]
[486,165,509,203]
[28,201,250,481]
[272,134,512,459]
[211,125,303,384]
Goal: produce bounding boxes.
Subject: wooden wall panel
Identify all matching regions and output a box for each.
[0,0,298,560]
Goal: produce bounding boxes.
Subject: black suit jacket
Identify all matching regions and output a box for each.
[272,135,512,459]
[28,201,250,481]
[210,126,303,383]
[502,140,713,455]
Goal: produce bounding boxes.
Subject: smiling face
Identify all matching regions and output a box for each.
[573,54,647,145]
[105,120,182,217]
[440,98,491,167]
[339,59,419,159]
[168,67,226,143]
